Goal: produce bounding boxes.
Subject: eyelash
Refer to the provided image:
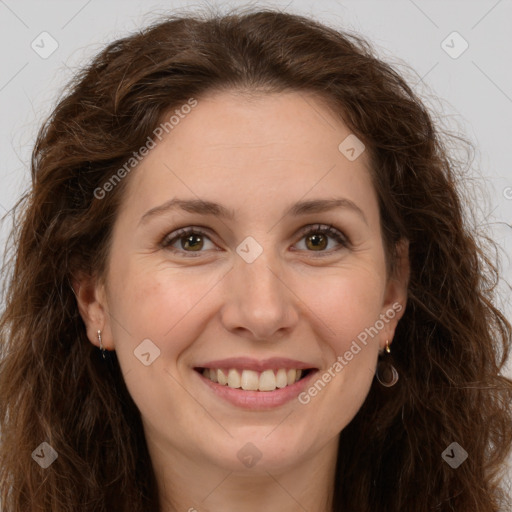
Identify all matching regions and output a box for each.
[160,224,350,257]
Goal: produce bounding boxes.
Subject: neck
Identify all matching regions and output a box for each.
[150,435,339,512]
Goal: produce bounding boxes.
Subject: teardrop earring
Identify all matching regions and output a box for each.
[375,339,399,387]
[97,329,106,360]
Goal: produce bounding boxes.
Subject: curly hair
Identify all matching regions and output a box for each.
[1,6,511,511]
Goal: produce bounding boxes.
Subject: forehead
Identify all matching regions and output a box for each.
[120,90,377,221]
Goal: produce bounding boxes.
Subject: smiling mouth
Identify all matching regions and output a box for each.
[194,367,315,392]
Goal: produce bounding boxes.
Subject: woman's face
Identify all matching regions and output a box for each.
[78,90,408,474]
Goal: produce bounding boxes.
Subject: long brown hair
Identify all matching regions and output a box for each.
[1,6,511,511]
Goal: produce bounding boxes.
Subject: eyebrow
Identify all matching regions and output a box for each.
[138,197,368,226]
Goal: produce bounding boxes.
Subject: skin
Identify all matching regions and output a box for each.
[75,90,409,512]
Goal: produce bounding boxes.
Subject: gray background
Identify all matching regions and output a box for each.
[0,0,511,490]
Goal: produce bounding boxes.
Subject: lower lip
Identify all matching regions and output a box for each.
[195,369,318,410]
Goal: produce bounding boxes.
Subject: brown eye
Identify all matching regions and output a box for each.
[305,233,328,251]
[161,224,349,258]
[181,233,204,251]
[161,227,215,255]
[294,224,349,255]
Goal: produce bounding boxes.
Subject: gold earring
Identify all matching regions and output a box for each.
[375,339,399,387]
[97,329,106,360]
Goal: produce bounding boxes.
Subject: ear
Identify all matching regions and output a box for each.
[380,238,409,350]
[71,272,114,351]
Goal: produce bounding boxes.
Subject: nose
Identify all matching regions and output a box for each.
[220,249,299,342]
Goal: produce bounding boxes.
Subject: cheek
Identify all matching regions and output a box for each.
[109,259,218,358]
[106,264,214,420]
[302,261,387,350]
[295,268,385,433]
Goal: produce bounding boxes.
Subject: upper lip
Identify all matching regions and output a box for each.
[195,357,317,372]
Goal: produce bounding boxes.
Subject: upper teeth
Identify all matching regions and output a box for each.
[202,368,303,392]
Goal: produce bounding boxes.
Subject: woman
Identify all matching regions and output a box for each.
[0,7,511,512]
